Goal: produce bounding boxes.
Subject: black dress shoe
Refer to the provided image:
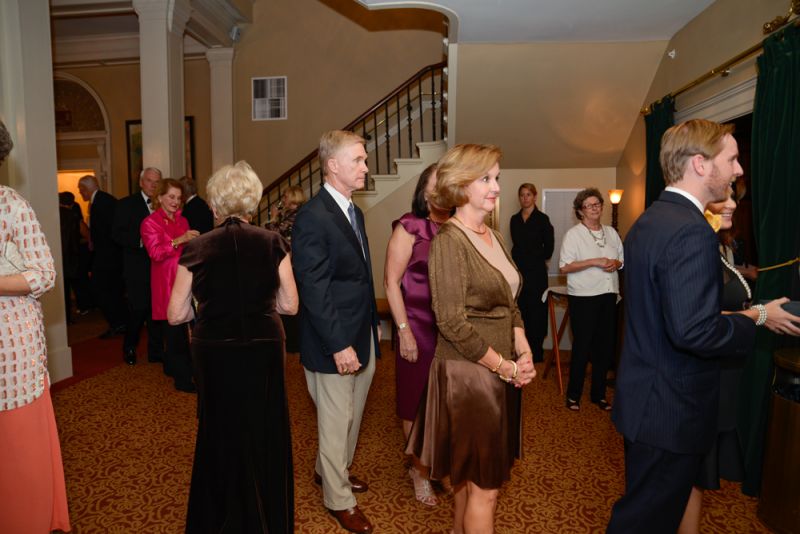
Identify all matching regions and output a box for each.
[315,472,368,493]
[99,324,126,339]
[123,348,137,366]
[175,381,197,393]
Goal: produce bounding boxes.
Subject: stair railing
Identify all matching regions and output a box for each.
[257,61,447,225]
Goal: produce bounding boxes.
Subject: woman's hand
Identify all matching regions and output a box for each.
[398,328,419,362]
[175,229,200,246]
[602,258,623,272]
[512,353,536,387]
[593,257,622,272]
[763,297,800,336]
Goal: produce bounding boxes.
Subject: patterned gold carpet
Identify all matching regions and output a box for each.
[52,344,771,533]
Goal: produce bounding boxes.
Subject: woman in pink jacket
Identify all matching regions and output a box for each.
[141,178,199,392]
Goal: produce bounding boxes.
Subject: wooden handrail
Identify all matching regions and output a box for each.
[342,62,445,132]
[262,61,446,198]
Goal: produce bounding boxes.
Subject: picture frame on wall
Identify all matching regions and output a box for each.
[125,116,195,194]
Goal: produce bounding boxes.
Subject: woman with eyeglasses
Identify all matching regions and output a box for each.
[559,188,623,412]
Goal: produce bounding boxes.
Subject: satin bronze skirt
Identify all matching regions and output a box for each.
[406,357,521,489]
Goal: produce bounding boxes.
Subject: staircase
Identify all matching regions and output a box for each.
[257,61,448,224]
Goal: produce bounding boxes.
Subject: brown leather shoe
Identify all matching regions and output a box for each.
[328,506,373,533]
[314,472,369,493]
[347,475,368,493]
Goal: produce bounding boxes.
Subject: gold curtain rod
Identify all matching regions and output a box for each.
[641,14,799,115]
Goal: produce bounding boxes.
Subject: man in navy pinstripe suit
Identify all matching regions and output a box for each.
[607,119,758,532]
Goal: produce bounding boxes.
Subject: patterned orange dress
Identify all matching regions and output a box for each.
[0,185,70,532]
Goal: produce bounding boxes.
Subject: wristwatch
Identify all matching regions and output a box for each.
[397,322,408,330]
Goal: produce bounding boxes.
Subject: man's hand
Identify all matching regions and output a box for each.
[333,346,361,375]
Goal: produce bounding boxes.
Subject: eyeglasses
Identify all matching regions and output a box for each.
[582,202,603,210]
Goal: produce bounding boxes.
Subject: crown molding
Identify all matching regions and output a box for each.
[53,32,207,66]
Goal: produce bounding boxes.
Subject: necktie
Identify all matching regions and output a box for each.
[146,197,153,214]
[347,202,364,255]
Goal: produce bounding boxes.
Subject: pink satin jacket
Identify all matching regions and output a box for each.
[140,208,190,320]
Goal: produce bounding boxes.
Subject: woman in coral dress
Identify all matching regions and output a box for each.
[0,120,71,533]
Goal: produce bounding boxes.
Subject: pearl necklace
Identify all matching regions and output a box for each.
[584,224,606,248]
[720,254,752,301]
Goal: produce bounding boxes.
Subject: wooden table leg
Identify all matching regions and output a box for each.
[543,292,569,396]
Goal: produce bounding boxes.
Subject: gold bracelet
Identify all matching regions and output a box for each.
[498,360,518,383]
[490,353,504,373]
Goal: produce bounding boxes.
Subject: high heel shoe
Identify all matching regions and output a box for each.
[409,467,438,507]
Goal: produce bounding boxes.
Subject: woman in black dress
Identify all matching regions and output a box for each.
[168,161,299,534]
[510,183,554,362]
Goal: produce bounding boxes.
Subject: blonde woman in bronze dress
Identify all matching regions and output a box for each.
[407,144,536,534]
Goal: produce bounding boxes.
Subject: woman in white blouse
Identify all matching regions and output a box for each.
[559,188,623,412]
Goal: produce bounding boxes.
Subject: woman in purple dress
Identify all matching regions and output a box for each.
[384,164,449,506]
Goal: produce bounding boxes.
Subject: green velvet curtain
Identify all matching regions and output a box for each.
[739,23,800,497]
[644,96,675,208]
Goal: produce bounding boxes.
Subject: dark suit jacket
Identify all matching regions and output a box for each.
[112,193,152,309]
[612,190,756,454]
[89,190,120,272]
[291,187,380,373]
[182,195,214,234]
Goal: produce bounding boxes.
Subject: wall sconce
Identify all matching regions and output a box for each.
[609,189,624,231]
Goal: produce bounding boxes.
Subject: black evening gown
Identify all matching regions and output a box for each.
[181,218,294,534]
[695,258,751,490]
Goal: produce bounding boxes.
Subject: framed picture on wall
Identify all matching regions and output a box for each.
[126,116,195,194]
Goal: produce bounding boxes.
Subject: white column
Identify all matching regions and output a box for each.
[206,47,235,173]
[0,0,72,382]
[133,0,191,178]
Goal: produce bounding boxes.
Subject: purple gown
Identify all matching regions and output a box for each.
[393,213,440,421]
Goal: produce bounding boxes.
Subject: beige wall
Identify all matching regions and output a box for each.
[616,0,787,236]
[454,41,666,169]
[364,172,418,300]
[58,59,212,196]
[233,0,445,186]
[497,168,617,247]
[363,166,617,299]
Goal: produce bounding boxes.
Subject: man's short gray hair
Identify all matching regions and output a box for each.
[140,167,163,180]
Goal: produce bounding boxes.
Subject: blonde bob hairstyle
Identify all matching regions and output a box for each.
[431,144,502,210]
[282,185,307,209]
[660,119,734,185]
[206,161,263,219]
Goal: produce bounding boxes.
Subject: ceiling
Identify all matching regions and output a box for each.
[50,0,249,66]
[47,0,716,67]
[357,0,715,43]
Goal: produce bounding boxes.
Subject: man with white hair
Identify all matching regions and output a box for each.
[292,130,381,534]
[78,174,125,339]
[112,167,163,366]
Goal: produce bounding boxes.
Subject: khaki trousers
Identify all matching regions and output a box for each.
[304,338,376,510]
